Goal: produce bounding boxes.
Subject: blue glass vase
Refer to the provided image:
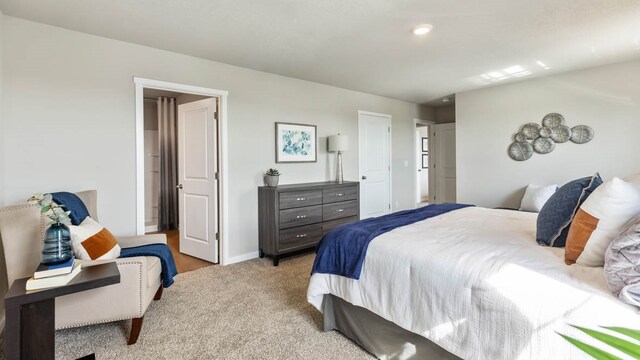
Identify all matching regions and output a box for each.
[41,223,73,265]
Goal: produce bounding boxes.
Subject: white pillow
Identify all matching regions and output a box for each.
[519,184,558,212]
[68,217,121,260]
[565,177,640,266]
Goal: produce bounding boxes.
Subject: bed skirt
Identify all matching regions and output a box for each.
[322,294,460,360]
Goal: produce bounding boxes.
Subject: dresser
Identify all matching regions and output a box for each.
[258,181,360,266]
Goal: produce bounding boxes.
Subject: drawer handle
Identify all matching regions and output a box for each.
[336,193,344,196]
[296,197,306,201]
[296,215,307,219]
[296,234,308,238]
[336,209,344,212]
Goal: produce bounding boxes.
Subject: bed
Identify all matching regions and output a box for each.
[307,206,640,359]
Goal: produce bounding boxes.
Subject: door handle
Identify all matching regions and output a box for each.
[361,176,367,180]
[176,184,183,189]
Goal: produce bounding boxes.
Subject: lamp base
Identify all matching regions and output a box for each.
[336,151,344,184]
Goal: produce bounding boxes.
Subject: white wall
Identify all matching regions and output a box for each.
[457,60,640,208]
[2,17,428,261]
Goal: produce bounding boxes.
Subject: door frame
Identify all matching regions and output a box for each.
[357,110,392,216]
[133,77,230,265]
[413,119,436,206]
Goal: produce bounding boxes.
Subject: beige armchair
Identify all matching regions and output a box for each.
[0,190,165,344]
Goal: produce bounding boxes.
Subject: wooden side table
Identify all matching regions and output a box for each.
[4,262,120,360]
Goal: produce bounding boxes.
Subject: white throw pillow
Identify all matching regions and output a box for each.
[565,177,640,266]
[519,184,558,212]
[68,217,121,260]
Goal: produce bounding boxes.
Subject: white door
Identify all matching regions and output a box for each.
[177,98,218,263]
[433,123,456,203]
[358,111,391,219]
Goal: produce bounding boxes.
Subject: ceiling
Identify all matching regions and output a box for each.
[2,0,639,104]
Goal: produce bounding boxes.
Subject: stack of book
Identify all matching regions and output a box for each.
[26,257,82,291]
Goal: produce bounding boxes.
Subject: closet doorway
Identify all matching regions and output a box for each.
[135,78,229,268]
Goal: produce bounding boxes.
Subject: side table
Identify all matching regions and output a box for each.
[4,262,120,360]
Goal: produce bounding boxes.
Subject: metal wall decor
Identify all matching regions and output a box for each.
[508,113,594,161]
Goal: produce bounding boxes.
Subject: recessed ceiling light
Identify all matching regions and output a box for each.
[413,24,433,35]
[442,97,450,103]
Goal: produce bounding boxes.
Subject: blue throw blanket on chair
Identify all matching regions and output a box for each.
[311,203,473,279]
[120,244,178,288]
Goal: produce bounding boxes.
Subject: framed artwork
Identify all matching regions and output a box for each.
[422,154,429,169]
[275,122,317,163]
[421,137,429,152]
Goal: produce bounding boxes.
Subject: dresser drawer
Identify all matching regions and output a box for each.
[278,224,323,252]
[323,200,358,222]
[279,205,322,229]
[323,216,358,235]
[279,190,323,209]
[323,185,358,204]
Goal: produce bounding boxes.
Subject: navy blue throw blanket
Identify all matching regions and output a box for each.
[51,192,91,225]
[120,244,178,288]
[312,203,473,279]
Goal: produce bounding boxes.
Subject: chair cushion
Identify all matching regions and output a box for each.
[68,217,121,260]
[536,173,602,247]
[566,178,640,266]
[519,184,558,212]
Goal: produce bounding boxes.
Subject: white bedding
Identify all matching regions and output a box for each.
[307,207,640,359]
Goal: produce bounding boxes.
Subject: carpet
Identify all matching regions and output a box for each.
[1,253,373,359]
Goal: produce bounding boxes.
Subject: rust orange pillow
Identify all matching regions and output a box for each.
[68,217,121,260]
[565,177,640,266]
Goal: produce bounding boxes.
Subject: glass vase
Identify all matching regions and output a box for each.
[41,223,73,265]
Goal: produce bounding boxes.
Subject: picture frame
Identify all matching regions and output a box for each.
[421,137,429,153]
[422,154,429,169]
[275,122,317,163]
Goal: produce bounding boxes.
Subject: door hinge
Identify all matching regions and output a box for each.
[214,111,218,120]
[215,232,220,240]
[388,126,390,133]
[388,204,391,209]
[215,172,219,180]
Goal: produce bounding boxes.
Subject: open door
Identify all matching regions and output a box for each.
[177,98,219,263]
[433,123,456,203]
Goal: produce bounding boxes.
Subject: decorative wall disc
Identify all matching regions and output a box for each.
[514,132,527,143]
[538,126,552,138]
[521,123,541,140]
[533,137,555,154]
[542,113,565,128]
[509,142,533,161]
[571,125,594,144]
[550,125,572,143]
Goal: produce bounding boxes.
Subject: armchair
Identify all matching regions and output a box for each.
[0,190,165,344]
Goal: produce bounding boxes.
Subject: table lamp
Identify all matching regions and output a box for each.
[328,134,349,183]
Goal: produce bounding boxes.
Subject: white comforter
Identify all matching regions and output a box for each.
[307,207,640,359]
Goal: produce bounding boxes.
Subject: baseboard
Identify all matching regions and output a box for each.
[225,251,259,265]
[145,225,158,233]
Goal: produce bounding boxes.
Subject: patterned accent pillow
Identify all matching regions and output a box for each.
[68,217,121,260]
[604,215,640,306]
[536,173,603,247]
[565,178,640,266]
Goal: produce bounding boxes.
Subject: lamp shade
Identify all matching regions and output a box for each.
[328,134,349,152]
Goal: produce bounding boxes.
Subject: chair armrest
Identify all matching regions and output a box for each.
[117,233,167,249]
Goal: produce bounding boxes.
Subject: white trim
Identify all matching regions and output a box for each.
[413,119,436,207]
[225,251,259,265]
[145,225,158,233]
[133,77,231,265]
[357,110,392,216]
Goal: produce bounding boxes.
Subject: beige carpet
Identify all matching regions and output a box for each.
[2,254,373,359]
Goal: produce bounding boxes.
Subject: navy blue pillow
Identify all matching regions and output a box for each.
[536,173,603,247]
[51,192,91,225]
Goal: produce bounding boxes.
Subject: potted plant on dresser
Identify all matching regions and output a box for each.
[264,168,281,187]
